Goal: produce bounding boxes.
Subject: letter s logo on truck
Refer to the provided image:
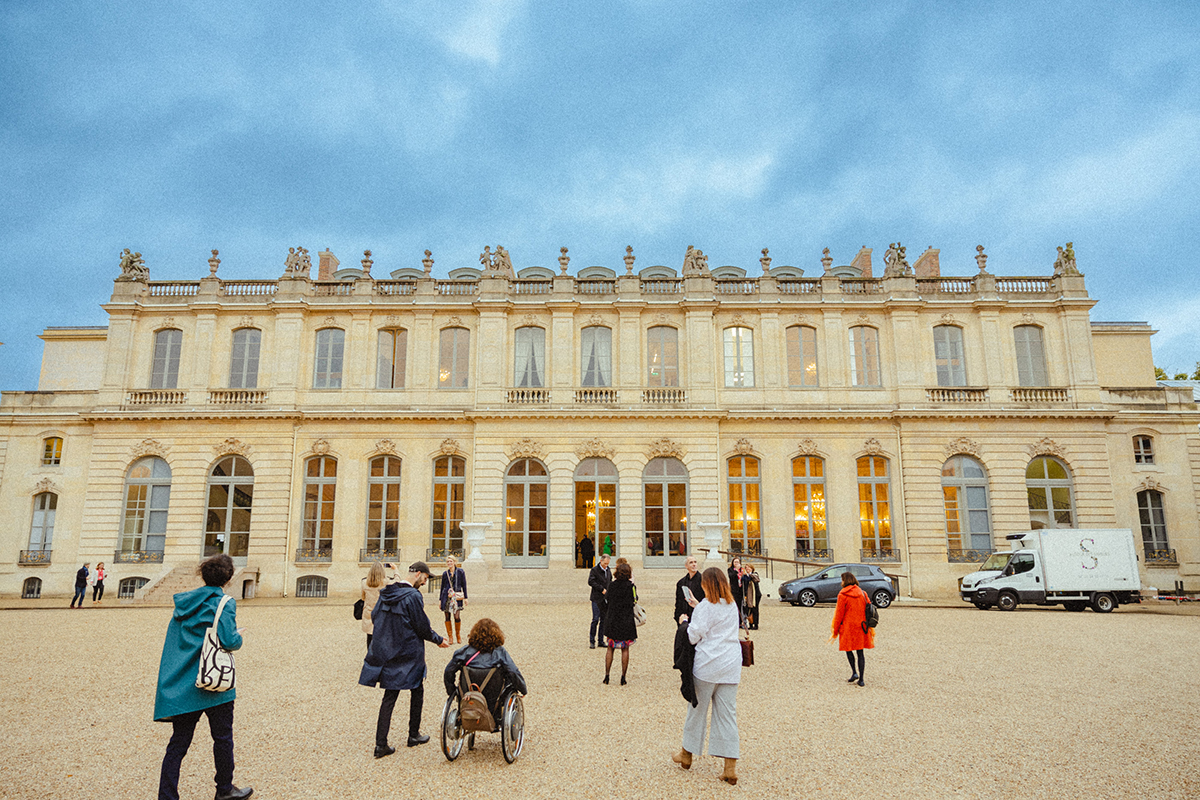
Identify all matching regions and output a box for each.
[1079,538,1099,570]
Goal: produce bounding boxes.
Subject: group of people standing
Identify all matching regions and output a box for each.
[69,561,107,607]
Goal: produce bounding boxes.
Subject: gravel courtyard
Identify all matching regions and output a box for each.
[1,599,1197,799]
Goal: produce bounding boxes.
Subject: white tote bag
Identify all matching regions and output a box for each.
[195,594,236,692]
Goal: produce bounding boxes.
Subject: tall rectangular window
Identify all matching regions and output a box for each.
[151,329,182,389]
[581,326,612,387]
[933,325,967,386]
[647,326,679,387]
[1014,325,1048,386]
[376,329,407,389]
[514,327,546,387]
[313,328,345,389]
[786,325,818,387]
[723,327,754,387]
[229,328,261,389]
[302,456,337,553]
[439,327,470,388]
[849,326,881,387]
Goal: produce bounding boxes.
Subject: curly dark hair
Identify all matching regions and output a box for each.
[613,562,632,581]
[197,553,235,587]
[468,618,505,652]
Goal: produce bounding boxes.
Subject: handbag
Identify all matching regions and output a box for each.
[353,598,364,620]
[196,594,236,692]
[632,584,647,627]
[739,627,754,667]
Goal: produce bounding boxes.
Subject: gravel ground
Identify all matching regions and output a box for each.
[1,600,1197,800]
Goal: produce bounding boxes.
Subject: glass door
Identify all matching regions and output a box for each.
[503,459,549,567]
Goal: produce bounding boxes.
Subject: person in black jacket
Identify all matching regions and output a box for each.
[443,618,528,704]
[602,562,638,685]
[70,563,89,608]
[674,556,705,624]
[727,557,744,619]
[587,553,611,649]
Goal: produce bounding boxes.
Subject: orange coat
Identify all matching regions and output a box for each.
[831,585,875,652]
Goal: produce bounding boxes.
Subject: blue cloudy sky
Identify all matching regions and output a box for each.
[2,1,1198,388]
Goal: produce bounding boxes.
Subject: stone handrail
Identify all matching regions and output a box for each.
[1010,387,1069,402]
[208,389,268,404]
[127,390,186,405]
[778,280,820,295]
[314,281,354,296]
[374,281,416,296]
[148,282,200,296]
[714,279,758,295]
[506,388,550,403]
[640,279,681,294]
[577,280,616,295]
[642,387,686,403]
[512,280,552,295]
[918,278,975,294]
[437,281,479,296]
[575,387,618,403]
[840,279,884,295]
[996,277,1052,293]
[926,387,988,403]
[222,281,278,296]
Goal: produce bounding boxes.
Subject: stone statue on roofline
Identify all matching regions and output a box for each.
[883,242,911,277]
[494,245,513,277]
[1053,242,1081,277]
[117,248,148,281]
[283,246,312,278]
[480,246,493,271]
[681,245,710,276]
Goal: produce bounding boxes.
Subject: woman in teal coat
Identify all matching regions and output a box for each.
[154,554,252,800]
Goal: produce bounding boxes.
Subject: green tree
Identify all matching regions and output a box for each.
[1193,362,1200,380]
[1154,366,1168,380]
[1174,372,1189,380]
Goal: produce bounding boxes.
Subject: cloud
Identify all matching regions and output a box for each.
[381,0,527,67]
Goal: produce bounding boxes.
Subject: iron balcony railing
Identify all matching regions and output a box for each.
[113,549,165,564]
[360,548,403,563]
[295,546,333,562]
[18,549,52,565]
[1144,548,1178,566]
[860,548,900,563]
[794,547,833,562]
[947,548,995,563]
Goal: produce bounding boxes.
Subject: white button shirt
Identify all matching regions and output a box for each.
[687,599,742,684]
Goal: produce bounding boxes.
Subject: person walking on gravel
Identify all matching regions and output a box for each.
[831,571,875,686]
[70,563,89,608]
[602,561,638,685]
[360,561,450,757]
[91,562,107,604]
[360,561,394,652]
[588,553,611,649]
[438,555,468,644]
[674,556,705,625]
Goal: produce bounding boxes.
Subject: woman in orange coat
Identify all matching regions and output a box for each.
[830,571,875,686]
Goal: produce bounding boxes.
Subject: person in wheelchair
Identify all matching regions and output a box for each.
[441,618,528,762]
[443,617,528,713]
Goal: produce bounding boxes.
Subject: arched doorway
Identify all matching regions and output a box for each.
[574,458,617,567]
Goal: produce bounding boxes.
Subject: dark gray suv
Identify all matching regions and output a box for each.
[778,563,895,608]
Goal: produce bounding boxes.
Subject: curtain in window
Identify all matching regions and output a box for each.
[230,328,261,389]
[514,327,546,387]
[647,326,679,387]
[314,329,345,389]
[933,325,966,387]
[581,327,612,387]
[151,329,182,389]
[1014,325,1047,386]
[849,326,881,387]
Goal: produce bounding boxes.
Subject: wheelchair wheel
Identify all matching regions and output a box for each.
[440,695,466,761]
[500,693,525,763]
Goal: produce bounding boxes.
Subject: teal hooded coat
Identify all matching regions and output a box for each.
[154,585,243,721]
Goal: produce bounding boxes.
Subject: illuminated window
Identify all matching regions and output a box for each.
[229,328,261,389]
[728,456,762,555]
[792,456,827,556]
[42,437,63,466]
[849,326,881,387]
[313,328,345,389]
[376,329,407,389]
[504,459,549,563]
[647,326,679,387]
[439,327,470,388]
[857,456,891,555]
[942,456,991,552]
[151,329,183,389]
[786,326,818,387]
[723,327,754,388]
[644,457,688,560]
[1025,456,1075,528]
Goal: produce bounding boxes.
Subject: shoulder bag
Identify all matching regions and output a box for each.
[196,594,236,692]
[632,584,647,627]
[353,598,364,620]
[739,614,754,667]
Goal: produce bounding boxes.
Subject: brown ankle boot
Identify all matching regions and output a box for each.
[720,757,738,785]
[455,619,462,643]
[672,748,692,770]
[444,620,454,642]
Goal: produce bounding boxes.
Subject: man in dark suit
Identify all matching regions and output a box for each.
[360,561,451,757]
[588,553,611,649]
[674,555,705,624]
[579,534,595,569]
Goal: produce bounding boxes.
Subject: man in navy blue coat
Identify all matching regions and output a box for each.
[360,561,450,756]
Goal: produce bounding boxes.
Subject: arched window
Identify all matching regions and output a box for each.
[28,492,56,554]
[722,327,754,387]
[151,328,183,389]
[366,455,402,557]
[933,325,967,387]
[647,326,679,387]
[1014,325,1048,386]
[229,328,261,389]
[313,328,345,389]
[728,456,762,555]
[942,456,992,559]
[42,437,63,466]
[514,327,546,388]
[301,456,336,560]
[376,328,407,389]
[22,577,42,599]
[121,457,171,559]
[581,326,612,387]
[431,455,465,556]
[296,575,328,598]
[849,326,881,387]
[792,456,828,559]
[1025,456,1075,528]
[1133,435,1154,464]
[786,326,818,387]
[644,457,689,564]
[857,456,893,559]
[574,458,617,567]
[118,576,149,599]
[439,327,470,388]
[504,459,549,566]
[1137,489,1170,559]
[206,456,254,563]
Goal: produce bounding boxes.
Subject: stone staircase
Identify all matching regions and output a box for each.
[134,563,256,605]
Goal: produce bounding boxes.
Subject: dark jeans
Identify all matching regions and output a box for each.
[158,701,235,800]
[92,581,105,602]
[70,585,87,607]
[376,684,424,746]
[590,600,606,645]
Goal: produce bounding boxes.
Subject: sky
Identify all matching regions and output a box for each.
[2,1,1198,388]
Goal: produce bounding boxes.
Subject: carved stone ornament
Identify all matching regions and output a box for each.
[130,439,168,460]
[283,246,312,278]
[1027,438,1065,459]
[323,316,337,327]
[647,437,686,460]
[944,437,981,459]
[624,245,635,275]
[523,314,537,327]
[797,438,820,456]
[856,314,872,326]
[863,438,884,456]
[1020,313,1036,325]
[1138,476,1165,493]
[32,477,62,495]
[118,248,149,281]
[575,438,615,461]
[734,438,754,456]
[940,313,958,326]
[793,314,811,326]
[239,315,254,328]
[448,316,461,327]
[372,439,398,456]
[385,315,400,326]
[656,314,667,324]
[213,438,252,459]
[440,438,461,456]
[311,439,331,456]
[508,438,545,461]
[163,317,176,328]
[731,314,747,327]
[883,242,912,277]
[208,249,221,275]
[588,314,604,326]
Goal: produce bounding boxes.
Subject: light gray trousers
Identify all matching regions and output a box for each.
[682,677,740,759]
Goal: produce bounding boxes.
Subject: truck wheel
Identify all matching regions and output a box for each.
[1091,593,1116,613]
[996,591,1019,612]
[1064,601,1087,612]
[798,589,818,607]
[972,601,992,610]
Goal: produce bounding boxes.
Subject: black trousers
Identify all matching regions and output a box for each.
[158,700,235,800]
[376,684,423,746]
[92,581,105,602]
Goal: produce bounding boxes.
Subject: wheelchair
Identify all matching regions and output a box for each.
[440,664,525,763]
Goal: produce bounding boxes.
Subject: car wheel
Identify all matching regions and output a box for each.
[798,589,818,607]
[996,591,1018,612]
[1091,593,1116,613]
[972,601,992,610]
[871,589,892,609]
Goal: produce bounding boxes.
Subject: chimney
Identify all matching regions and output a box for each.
[318,249,339,281]
[851,246,873,278]
[914,247,940,278]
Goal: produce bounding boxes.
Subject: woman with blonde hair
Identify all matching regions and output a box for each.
[673,566,741,785]
[438,555,468,644]
[361,561,391,652]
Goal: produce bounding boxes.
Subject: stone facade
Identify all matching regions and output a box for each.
[2,244,1198,600]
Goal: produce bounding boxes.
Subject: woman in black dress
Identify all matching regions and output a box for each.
[727,557,744,621]
[602,562,638,685]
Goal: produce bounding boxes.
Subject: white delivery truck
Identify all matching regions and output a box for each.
[959,529,1141,613]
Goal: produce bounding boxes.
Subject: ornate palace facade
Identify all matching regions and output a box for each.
[3,242,1198,600]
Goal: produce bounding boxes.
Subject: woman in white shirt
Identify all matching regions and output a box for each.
[673,566,741,785]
